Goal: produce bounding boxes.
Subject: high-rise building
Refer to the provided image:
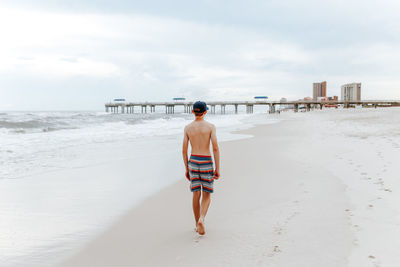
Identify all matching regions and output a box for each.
[313,81,327,100]
[341,83,361,101]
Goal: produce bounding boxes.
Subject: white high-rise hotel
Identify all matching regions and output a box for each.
[341,83,361,101]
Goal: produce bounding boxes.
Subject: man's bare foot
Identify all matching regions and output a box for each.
[197,218,205,235]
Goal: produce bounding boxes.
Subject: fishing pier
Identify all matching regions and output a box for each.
[105,100,400,114]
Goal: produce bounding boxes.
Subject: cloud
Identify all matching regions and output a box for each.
[0,1,400,110]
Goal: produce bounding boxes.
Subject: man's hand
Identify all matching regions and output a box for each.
[185,170,191,181]
[213,169,220,180]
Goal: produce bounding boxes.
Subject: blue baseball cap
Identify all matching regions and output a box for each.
[193,101,208,113]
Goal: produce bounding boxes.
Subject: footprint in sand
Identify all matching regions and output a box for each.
[273,245,281,253]
[282,211,300,225]
[267,245,282,257]
[273,226,283,235]
[344,210,354,217]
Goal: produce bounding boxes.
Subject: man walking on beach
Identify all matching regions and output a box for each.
[182,101,220,235]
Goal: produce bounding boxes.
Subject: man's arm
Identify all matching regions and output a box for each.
[182,126,190,180]
[210,124,220,179]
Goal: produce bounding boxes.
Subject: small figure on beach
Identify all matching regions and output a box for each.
[182,101,220,235]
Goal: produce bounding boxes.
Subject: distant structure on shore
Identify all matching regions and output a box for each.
[313,81,327,100]
[341,83,361,101]
[105,98,400,114]
[254,96,268,103]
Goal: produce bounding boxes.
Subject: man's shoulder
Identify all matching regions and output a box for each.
[184,122,195,131]
[204,121,216,129]
[186,120,215,130]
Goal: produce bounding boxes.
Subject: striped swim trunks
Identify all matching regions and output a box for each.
[188,154,214,193]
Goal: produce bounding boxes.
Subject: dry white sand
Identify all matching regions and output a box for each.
[57,108,400,267]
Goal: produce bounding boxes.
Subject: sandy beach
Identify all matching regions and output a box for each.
[55,108,400,267]
[3,1,400,266]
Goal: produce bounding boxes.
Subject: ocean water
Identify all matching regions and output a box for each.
[0,109,278,267]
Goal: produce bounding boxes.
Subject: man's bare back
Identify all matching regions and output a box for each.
[183,117,220,180]
[184,120,214,156]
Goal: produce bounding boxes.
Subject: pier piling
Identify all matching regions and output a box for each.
[270,104,275,113]
[220,104,226,114]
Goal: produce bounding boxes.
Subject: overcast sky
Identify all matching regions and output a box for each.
[1,0,399,110]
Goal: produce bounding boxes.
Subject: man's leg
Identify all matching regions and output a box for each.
[192,191,201,230]
[197,191,211,235]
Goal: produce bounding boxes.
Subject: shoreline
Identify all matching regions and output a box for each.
[57,112,355,267]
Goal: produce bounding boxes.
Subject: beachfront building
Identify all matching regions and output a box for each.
[341,83,361,101]
[325,96,339,108]
[313,81,327,100]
